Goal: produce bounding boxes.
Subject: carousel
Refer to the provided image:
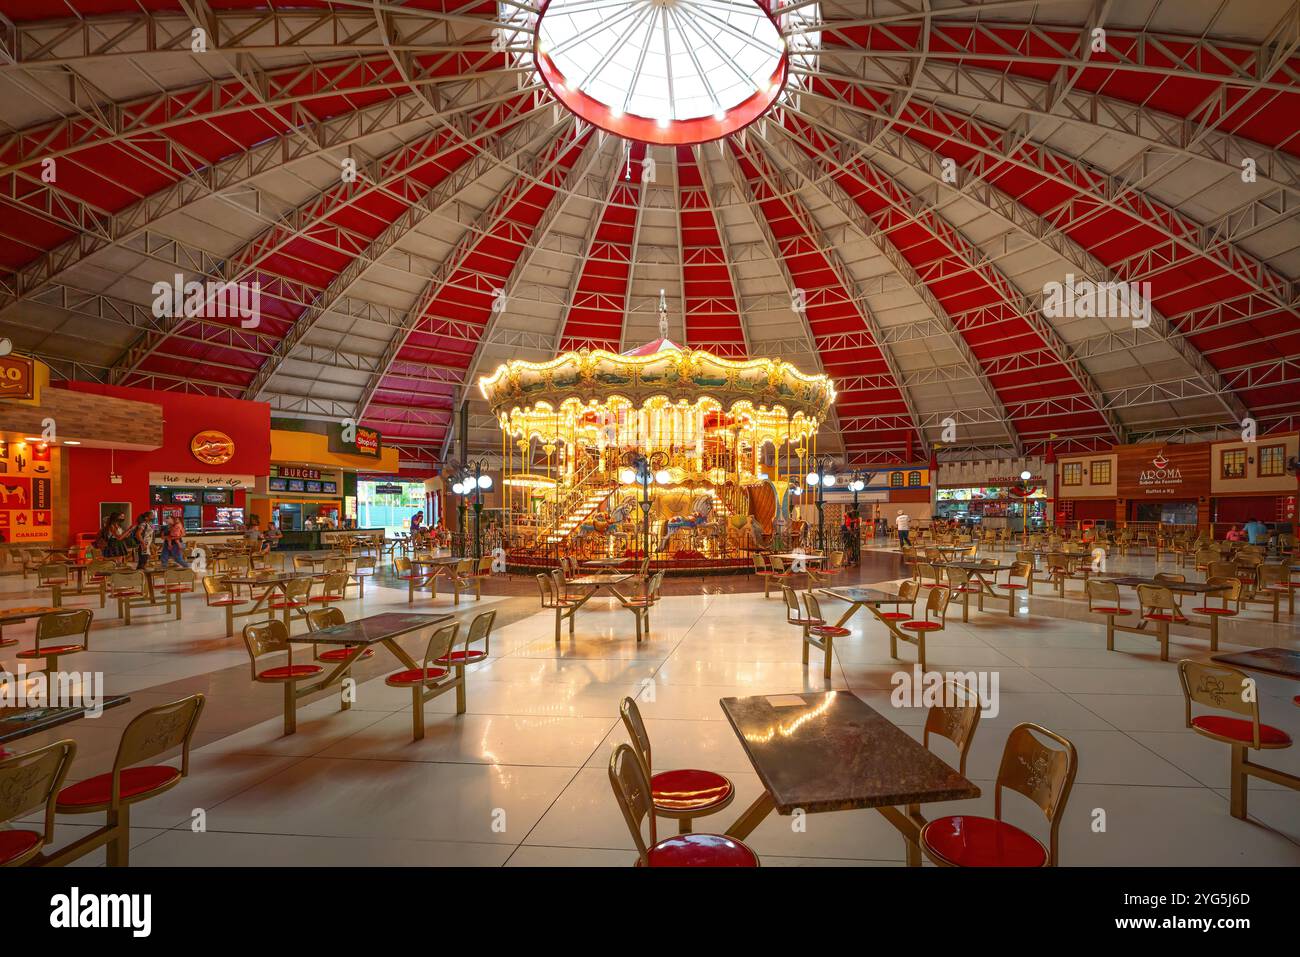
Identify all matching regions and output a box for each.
[478,296,836,572]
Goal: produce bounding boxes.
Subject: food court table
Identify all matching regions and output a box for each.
[720,691,979,866]
[406,556,463,604]
[1099,575,1229,659]
[0,694,131,748]
[816,586,909,628]
[222,572,314,628]
[289,612,456,737]
[0,605,58,645]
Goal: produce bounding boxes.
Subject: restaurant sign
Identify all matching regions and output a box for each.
[149,472,255,489]
[1115,444,1209,499]
[328,423,382,457]
[0,353,35,400]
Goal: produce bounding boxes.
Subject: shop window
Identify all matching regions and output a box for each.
[1258,444,1286,478]
[1062,462,1082,486]
[907,471,921,487]
[889,472,904,487]
[1089,459,1111,485]
[1221,448,1247,480]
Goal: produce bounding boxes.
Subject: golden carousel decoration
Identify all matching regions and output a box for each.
[479,294,836,568]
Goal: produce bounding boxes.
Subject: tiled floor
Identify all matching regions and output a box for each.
[3,544,1298,867]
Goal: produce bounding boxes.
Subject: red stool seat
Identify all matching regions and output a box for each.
[650,768,733,812]
[164,585,191,593]
[0,828,43,865]
[810,625,850,638]
[1192,607,1237,616]
[0,638,16,649]
[17,643,85,658]
[879,611,910,621]
[952,586,981,594]
[385,666,449,686]
[788,617,823,627]
[903,621,943,631]
[1191,715,1291,747]
[920,815,1047,867]
[1143,613,1186,623]
[318,647,375,662]
[257,664,323,681]
[57,766,181,809]
[1089,607,1131,615]
[435,649,488,664]
[644,833,757,867]
[208,597,248,607]
[999,584,1027,591]
[111,589,143,598]
[308,595,345,603]
[270,600,307,609]
[38,580,69,586]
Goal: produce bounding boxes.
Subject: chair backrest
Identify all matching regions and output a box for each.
[455,558,475,577]
[306,606,345,631]
[1154,572,1185,584]
[536,572,555,605]
[897,579,920,607]
[1137,583,1178,614]
[421,622,460,671]
[112,695,205,797]
[394,557,411,574]
[648,570,665,599]
[1207,561,1238,580]
[608,743,656,865]
[164,567,194,587]
[619,696,654,777]
[477,556,494,574]
[37,562,68,584]
[1178,660,1262,747]
[202,574,231,600]
[323,557,346,573]
[1257,564,1285,587]
[1205,576,1242,603]
[242,619,291,675]
[283,577,312,600]
[770,556,786,573]
[110,569,145,593]
[781,585,803,622]
[0,739,76,847]
[1194,548,1218,566]
[355,556,376,573]
[226,555,251,574]
[802,589,825,623]
[753,553,768,573]
[292,555,311,571]
[923,584,950,621]
[924,680,981,775]
[1085,578,1121,609]
[995,723,1078,866]
[945,566,970,589]
[465,609,496,655]
[320,572,348,595]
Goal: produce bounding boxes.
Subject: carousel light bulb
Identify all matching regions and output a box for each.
[618,467,636,485]
[805,472,819,486]
[655,469,671,485]
[477,474,493,490]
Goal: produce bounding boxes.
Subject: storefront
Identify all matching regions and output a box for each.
[148,470,259,532]
[1113,442,1211,530]
[934,458,1053,530]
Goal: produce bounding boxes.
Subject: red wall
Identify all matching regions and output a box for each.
[58,382,270,537]
[1213,495,1279,526]
[1070,499,1117,521]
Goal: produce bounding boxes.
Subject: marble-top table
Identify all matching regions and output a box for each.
[1211,646,1300,681]
[720,690,979,865]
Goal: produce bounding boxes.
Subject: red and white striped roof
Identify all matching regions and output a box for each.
[1,0,1297,469]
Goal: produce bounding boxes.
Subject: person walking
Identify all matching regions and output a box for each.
[895,509,911,548]
[98,512,129,561]
[160,516,190,568]
[1243,517,1269,546]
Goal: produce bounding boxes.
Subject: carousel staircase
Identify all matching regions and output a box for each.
[542,484,616,544]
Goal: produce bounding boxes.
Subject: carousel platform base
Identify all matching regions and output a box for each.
[506,554,755,577]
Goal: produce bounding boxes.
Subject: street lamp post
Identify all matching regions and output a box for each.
[450,460,493,558]
[619,450,669,562]
[846,470,868,564]
[804,456,835,551]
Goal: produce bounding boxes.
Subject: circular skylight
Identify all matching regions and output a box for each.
[535,0,788,145]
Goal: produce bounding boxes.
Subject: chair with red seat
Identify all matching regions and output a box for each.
[203,574,250,637]
[84,559,118,609]
[434,609,496,668]
[1243,564,1286,622]
[923,679,982,775]
[920,723,1077,867]
[305,606,375,664]
[608,743,758,867]
[17,609,92,674]
[1137,583,1188,661]
[269,576,312,629]
[458,556,494,602]
[760,556,796,598]
[109,570,149,624]
[944,566,983,622]
[864,580,921,633]
[799,590,851,680]
[394,557,429,605]
[539,572,583,642]
[243,619,324,735]
[1190,576,1240,652]
[52,694,204,867]
[384,621,461,739]
[892,585,951,671]
[1178,659,1295,820]
[161,567,194,621]
[1086,578,1132,652]
[781,584,823,645]
[0,739,75,867]
[996,560,1034,609]
[620,696,734,834]
[35,562,71,607]
[618,571,664,642]
[307,572,349,610]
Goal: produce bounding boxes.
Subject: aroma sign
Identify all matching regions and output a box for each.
[1116,444,1210,499]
